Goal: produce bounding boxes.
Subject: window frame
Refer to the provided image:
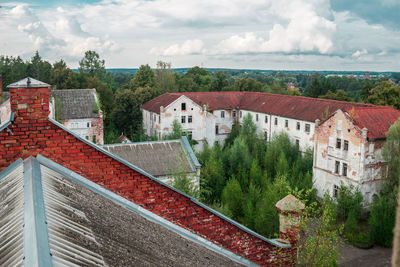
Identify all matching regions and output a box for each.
[344,140,349,151]
[285,120,288,128]
[181,116,186,123]
[305,124,310,133]
[342,163,348,177]
[188,115,193,123]
[181,103,186,111]
[296,122,300,131]
[215,125,219,135]
[221,111,225,118]
[335,161,340,174]
[274,118,278,126]
[336,138,341,149]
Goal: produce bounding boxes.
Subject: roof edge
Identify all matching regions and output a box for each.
[0,112,15,133]
[180,136,201,169]
[48,118,290,249]
[35,154,258,266]
[0,157,22,180]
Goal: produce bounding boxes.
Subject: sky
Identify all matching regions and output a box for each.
[0,0,399,71]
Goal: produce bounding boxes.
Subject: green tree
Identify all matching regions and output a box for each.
[129,64,158,90]
[319,89,352,101]
[26,51,51,83]
[155,61,178,92]
[212,71,229,91]
[367,81,400,109]
[383,117,400,183]
[222,178,243,220]
[298,194,342,266]
[50,59,79,89]
[78,50,106,80]
[166,119,183,139]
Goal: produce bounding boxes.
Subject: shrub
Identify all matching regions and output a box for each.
[369,186,397,247]
[336,183,363,221]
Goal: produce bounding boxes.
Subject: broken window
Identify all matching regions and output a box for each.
[181,116,186,123]
[188,115,193,123]
[344,140,349,151]
[336,138,341,149]
[221,111,225,118]
[181,103,186,111]
[342,163,348,177]
[333,185,339,198]
[305,124,310,133]
[335,161,340,174]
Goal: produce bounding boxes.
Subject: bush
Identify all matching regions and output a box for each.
[369,186,397,247]
[336,184,363,221]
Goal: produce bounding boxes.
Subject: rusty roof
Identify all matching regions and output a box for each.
[142,91,374,122]
[344,107,400,140]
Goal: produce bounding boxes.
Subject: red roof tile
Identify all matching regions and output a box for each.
[344,107,400,139]
[142,91,374,122]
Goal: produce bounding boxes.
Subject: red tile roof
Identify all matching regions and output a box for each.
[344,107,400,140]
[142,91,374,122]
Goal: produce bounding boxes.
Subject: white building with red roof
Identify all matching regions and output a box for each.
[313,106,400,204]
[141,91,373,151]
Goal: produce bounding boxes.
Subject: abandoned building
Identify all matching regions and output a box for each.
[102,136,201,186]
[0,77,299,265]
[0,77,104,145]
[313,107,400,204]
[141,92,373,152]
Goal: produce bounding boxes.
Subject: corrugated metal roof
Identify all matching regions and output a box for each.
[7,77,50,88]
[0,156,254,266]
[344,107,400,140]
[142,91,374,122]
[0,161,24,267]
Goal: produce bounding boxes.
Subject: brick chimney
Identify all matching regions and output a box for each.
[7,77,51,121]
[276,194,305,245]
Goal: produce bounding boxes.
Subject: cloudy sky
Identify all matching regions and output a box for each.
[0,0,399,71]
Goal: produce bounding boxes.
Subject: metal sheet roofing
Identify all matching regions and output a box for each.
[7,77,50,88]
[344,107,400,140]
[142,91,374,122]
[0,156,252,266]
[102,137,199,177]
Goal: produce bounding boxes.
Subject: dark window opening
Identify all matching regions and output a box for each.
[240,111,242,118]
[305,124,310,133]
[188,115,193,123]
[233,111,236,118]
[336,138,341,149]
[335,161,340,174]
[256,114,259,122]
[265,116,268,123]
[181,116,186,123]
[181,103,186,111]
[333,185,339,198]
[285,120,288,128]
[274,118,278,125]
[344,140,349,151]
[221,111,225,118]
[296,122,300,130]
[264,131,268,141]
[215,125,219,134]
[92,135,96,143]
[343,163,348,177]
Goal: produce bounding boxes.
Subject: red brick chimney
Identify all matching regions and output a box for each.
[7,77,51,121]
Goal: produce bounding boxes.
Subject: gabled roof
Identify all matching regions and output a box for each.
[7,77,50,88]
[102,136,200,177]
[51,89,100,120]
[142,91,374,122]
[0,155,249,266]
[344,107,400,140]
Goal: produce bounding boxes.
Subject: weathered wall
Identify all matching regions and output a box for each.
[313,110,385,204]
[1,86,297,266]
[63,117,104,145]
[0,99,11,125]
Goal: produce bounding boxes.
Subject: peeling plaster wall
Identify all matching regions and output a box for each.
[63,117,104,145]
[313,110,386,204]
[0,99,11,125]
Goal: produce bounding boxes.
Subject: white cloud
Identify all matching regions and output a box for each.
[150,39,205,56]
[214,0,336,55]
[352,49,368,58]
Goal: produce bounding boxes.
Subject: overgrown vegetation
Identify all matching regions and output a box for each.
[197,114,315,237]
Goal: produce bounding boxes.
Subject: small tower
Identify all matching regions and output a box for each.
[275,194,305,245]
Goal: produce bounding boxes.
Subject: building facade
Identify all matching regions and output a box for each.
[313,107,400,204]
[142,92,372,151]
